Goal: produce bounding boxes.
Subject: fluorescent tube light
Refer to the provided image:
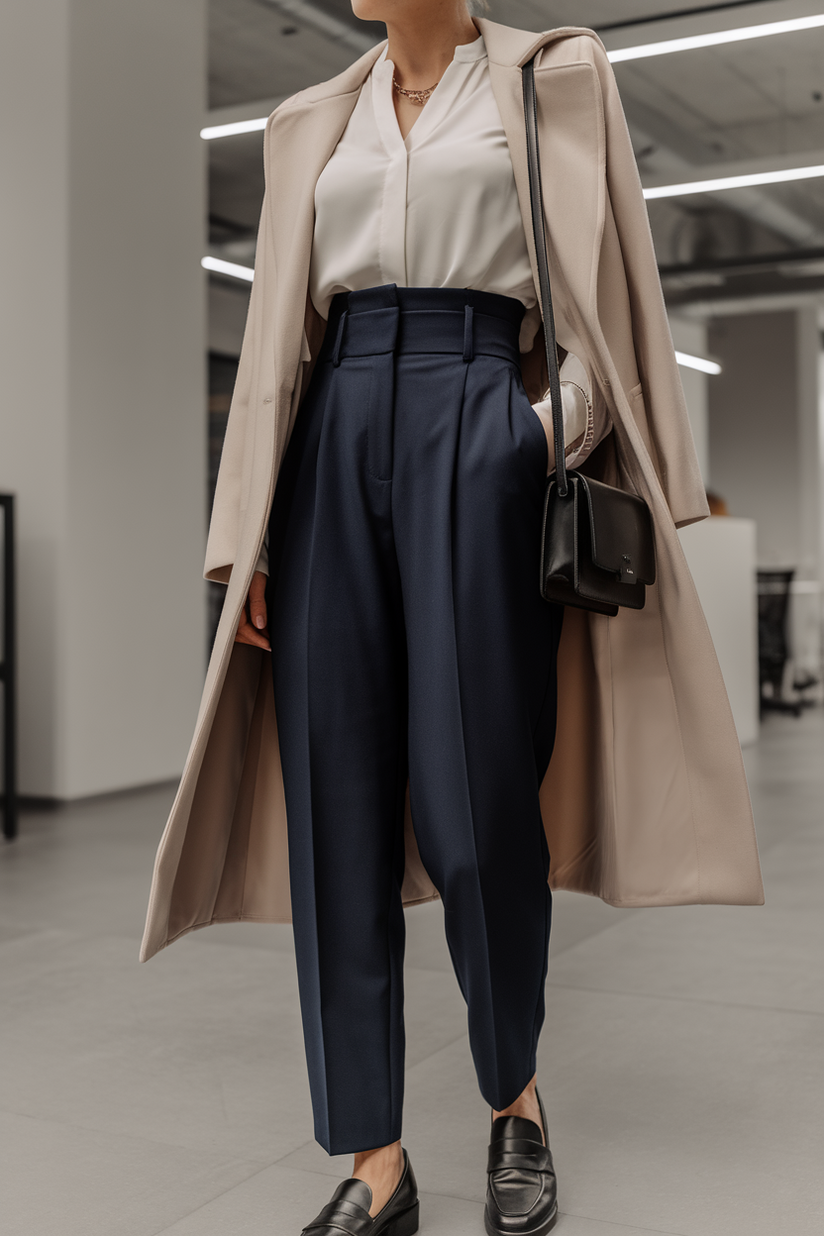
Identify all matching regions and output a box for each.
[202,17,824,138]
[644,163,824,199]
[675,350,722,375]
[201,117,268,140]
[202,256,255,282]
[608,14,824,62]
[198,259,719,370]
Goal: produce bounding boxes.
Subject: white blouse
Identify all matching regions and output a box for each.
[309,35,543,355]
[254,34,607,576]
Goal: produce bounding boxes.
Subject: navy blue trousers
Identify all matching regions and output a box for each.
[266,285,563,1155]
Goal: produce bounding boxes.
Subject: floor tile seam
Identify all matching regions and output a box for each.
[757,834,823,860]
[397,1184,690,1233]
[0,924,78,945]
[145,1159,279,1236]
[358,1178,485,1207]
[403,961,461,978]
[548,910,645,960]
[557,1208,688,1236]
[0,929,52,953]
[270,1136,319,1167]
[244,1161,489,1213]
[274,1163,483,1204]
[404,1028,471,1071]
[545,978,824,1019]
[415,1186,482,1206]
[175,928,297,947]
[263,1158,475,1198]
[0,1101,281,1165]
[0,928,145,959]
[108,929,305,966]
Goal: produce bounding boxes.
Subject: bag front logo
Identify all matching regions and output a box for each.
[621,554,635,582]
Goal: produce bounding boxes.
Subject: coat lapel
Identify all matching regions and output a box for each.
[264,21,606,422]
[265,45,386,452]
[480,19,605,334]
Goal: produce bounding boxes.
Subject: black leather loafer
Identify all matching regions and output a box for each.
[484,1092,558,1235]
[301,1149,419,1235]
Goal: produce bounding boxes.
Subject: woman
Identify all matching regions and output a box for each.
[141,5,764,1235]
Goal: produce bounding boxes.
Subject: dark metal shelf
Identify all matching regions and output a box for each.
[1,494,17,840]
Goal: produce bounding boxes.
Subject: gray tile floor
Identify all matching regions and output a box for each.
[1,709,823,1235]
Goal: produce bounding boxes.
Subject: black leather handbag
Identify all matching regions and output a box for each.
[523,56,655,617]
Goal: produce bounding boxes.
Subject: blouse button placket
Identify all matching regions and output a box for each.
[379,148,409,286]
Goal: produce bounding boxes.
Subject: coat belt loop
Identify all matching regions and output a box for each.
[462,304,474,362]
[332,310,348,367]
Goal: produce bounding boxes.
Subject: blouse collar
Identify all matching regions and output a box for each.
[452,33,486,62]
[374,31,487,77]
[372,33,487,154]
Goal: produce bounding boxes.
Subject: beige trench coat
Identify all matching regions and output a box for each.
[140,19,764,963]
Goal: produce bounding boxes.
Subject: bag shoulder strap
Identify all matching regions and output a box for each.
[522,56,568,496]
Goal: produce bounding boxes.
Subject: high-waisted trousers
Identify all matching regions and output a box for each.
[266,285,564,1156]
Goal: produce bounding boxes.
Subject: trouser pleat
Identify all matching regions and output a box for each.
[392,354,560,1110]
[268,286,563,1155]
[270,352,409,1154]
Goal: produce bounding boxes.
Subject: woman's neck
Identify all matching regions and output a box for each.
[385,9,478,89]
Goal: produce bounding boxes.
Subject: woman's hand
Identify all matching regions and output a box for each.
[235,570,271,651]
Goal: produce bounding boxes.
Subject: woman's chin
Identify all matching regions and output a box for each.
[350,0,383,24]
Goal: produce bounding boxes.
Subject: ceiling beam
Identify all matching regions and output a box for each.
[602,0,824,53]
[258,0,378,54]
[203,96,289,132]
[642,147,824,192]
[660,245,824,274]
[597,1,782,32]
[634,113,824,247]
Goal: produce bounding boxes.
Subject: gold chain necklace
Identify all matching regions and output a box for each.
[392,75,439,106]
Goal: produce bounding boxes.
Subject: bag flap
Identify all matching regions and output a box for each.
[578,475,656,585]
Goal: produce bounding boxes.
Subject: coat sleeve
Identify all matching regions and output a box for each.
[591,39,709,529]
[204,114,279,584]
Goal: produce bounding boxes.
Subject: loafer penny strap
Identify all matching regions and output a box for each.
[302,1203,371,1235]
[488,1137,554,1175]
[302,1181,374,1235]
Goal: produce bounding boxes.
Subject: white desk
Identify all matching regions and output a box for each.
[678,517,759,746]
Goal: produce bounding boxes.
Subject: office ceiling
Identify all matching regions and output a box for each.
[207,0,824,302]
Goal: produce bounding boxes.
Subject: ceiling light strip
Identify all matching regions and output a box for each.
[202,256,254,282]
[201,118,268,140]
[198,258,722,368]
[644,164,824,199]
[203,16,824,141]
[608,14,824,62]
[675,351,722,375]
[598,1,779,34]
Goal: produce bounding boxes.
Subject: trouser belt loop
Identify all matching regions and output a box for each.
[462,304,474,362]
[332,310,348,367]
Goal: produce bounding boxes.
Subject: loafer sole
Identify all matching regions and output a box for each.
[381,1200,419,1235]
[484,1201,558,1236]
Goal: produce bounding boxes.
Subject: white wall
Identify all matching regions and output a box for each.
[707,305,824,692]
[209,281,251,358]
[796,308,823,580]
[708,309,819,572]
[678,518,759,746]
[0,0,71,792]
[0,0,207,797]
